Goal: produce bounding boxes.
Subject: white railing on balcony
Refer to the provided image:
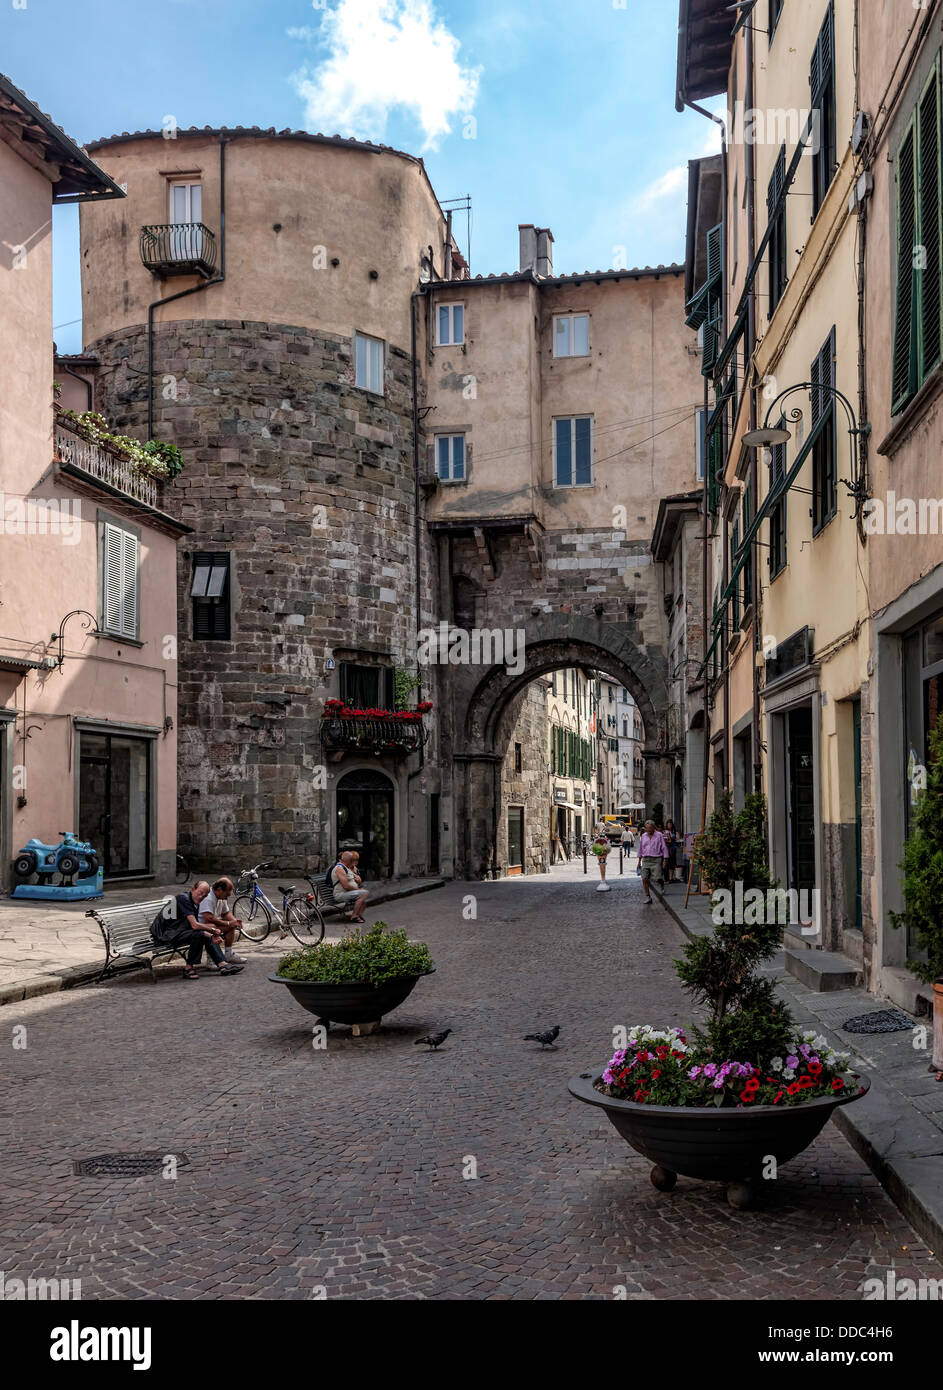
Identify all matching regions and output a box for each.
[55,426,158,509]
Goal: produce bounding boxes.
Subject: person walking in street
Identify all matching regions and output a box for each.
[620,822,635,872]
[638,821,669,905]
[663,819,680,884]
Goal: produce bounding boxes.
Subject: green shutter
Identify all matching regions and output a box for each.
[893,120,919,412]
[731,517,741,627]
[919,58,943,383]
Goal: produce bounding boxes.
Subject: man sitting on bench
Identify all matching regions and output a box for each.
[198,876,248,966]
[153,882,244,980]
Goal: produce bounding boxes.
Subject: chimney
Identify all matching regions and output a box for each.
[536,227,554,278]
[518,223,538,273]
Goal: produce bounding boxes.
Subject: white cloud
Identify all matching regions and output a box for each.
[291,0,480,151]
[635,165,688,211]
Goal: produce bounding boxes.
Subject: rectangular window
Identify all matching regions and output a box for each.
[169,181,201,224]
[553,313,590,358]
[811,327,838,534]
[339,663,395,709]
[191,551,231,641]
[810,3,836,219]
[768,423,787,579]
[514,742,522,773]
[101,520,139,640]
[553,415,593,488]
[892,55,943,414]
[731,516,741,628]
[436,303,465,346]
[768,144,788,315]
[436,434,466,482]
[354,332,384,394]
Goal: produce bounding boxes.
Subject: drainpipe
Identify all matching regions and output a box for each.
[854,0,870,544]
[147,135,227,439]
[746,12,762,796]
[410,288,425,773]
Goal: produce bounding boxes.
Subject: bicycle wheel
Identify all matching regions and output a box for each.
[232,893,272,943]
[175,852,189,885]
[286,897,325,946]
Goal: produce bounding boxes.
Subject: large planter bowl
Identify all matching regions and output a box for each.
[569,1068,870,1208]
[269,970,433,1026]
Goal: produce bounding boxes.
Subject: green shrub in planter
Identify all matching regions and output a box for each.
[277,921,434,989]
[891,714,943,984]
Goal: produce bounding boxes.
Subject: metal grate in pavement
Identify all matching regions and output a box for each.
[841,1009,915,1034]
[72,1152,189,1177]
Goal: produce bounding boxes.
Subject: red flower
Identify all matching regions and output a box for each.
[634,1088,650,1103]
[651,1069,662,1079]
[832,1078,845,1092]
[807,1061,822,1077]
[797,1076,814,1090]
[773,1090,784,1104]
[656,1046,669,1059]
[787,1082,801,1095]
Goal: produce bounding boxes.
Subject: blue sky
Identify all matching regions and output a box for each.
[0,0,720,354]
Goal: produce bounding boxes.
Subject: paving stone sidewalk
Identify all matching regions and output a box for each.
[0,875,445,1004]
[653,879,943,1254]
[2,874,941,1300]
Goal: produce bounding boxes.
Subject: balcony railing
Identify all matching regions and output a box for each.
[139,222,218,279]
[55,419,159,509]
[319,715,427,759]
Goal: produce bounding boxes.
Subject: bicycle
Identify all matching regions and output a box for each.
[174,851,190,885]
[230,862,325,946]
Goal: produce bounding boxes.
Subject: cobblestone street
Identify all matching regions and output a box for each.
[3,874,941,1301]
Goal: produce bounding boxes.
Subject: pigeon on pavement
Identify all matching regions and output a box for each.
[415,1029,452,1050]
[524,1025,560,1048]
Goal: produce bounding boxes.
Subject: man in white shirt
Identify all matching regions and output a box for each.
[199,876,248,964]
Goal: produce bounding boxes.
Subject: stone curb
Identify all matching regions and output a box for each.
[0,878,447,1010]
[652,883,943,1256]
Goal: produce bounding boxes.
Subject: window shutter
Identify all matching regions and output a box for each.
[919,61,943,381]
[103,524,123,633]
[893,122,918,412]
[121,529,138,638]
[706,222,723,284]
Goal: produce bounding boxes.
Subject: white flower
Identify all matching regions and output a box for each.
[770,1057,783,1073]
[782,1067,796,1081]
[813,1035,828,1051]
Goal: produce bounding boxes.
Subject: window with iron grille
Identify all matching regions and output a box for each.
[768,424,787,578]
[892,55,943,415]
[811,327,838,534]
[190,551,229,642]
[768,145,788,315]
[810,2,836,219]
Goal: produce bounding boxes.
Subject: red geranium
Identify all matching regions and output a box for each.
[832,1078,845,1092]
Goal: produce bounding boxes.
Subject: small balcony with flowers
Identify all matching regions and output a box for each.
[53,405,186,533]
[319,699,433,761]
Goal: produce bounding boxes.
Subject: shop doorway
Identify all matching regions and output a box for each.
[785,707,815,892]
[336,769,394,880]
[507,806,524,875]
[78,732,151,877]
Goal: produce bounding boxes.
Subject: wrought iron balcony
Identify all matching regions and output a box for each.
[54,416,158,509]
[139,222,218,279]
[319,715,427,760]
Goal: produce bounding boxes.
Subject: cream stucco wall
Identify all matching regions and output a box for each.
[80,133,450,352]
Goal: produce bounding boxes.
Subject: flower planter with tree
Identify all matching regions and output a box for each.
[570,794,869,1207]
[270,921,434,1035]
[891,714,943,1075]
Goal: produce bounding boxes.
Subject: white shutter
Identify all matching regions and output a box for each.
[121,529,139,638]
[103,524,123,633]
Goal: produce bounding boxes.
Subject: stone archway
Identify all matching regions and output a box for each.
[443,614,674,878]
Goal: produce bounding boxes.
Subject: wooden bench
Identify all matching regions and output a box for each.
[86,898,196,983]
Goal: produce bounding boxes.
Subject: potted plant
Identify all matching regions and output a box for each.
[891,714,943,1074]
[569,794,869,1207]
[270,921,434,1032]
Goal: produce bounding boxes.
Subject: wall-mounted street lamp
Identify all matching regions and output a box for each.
[743,382,871,516]
[49,610,100,671]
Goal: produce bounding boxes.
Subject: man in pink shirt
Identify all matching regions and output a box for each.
[638,820,669,904]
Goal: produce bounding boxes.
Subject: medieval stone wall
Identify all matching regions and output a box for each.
[90,317,439,872]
